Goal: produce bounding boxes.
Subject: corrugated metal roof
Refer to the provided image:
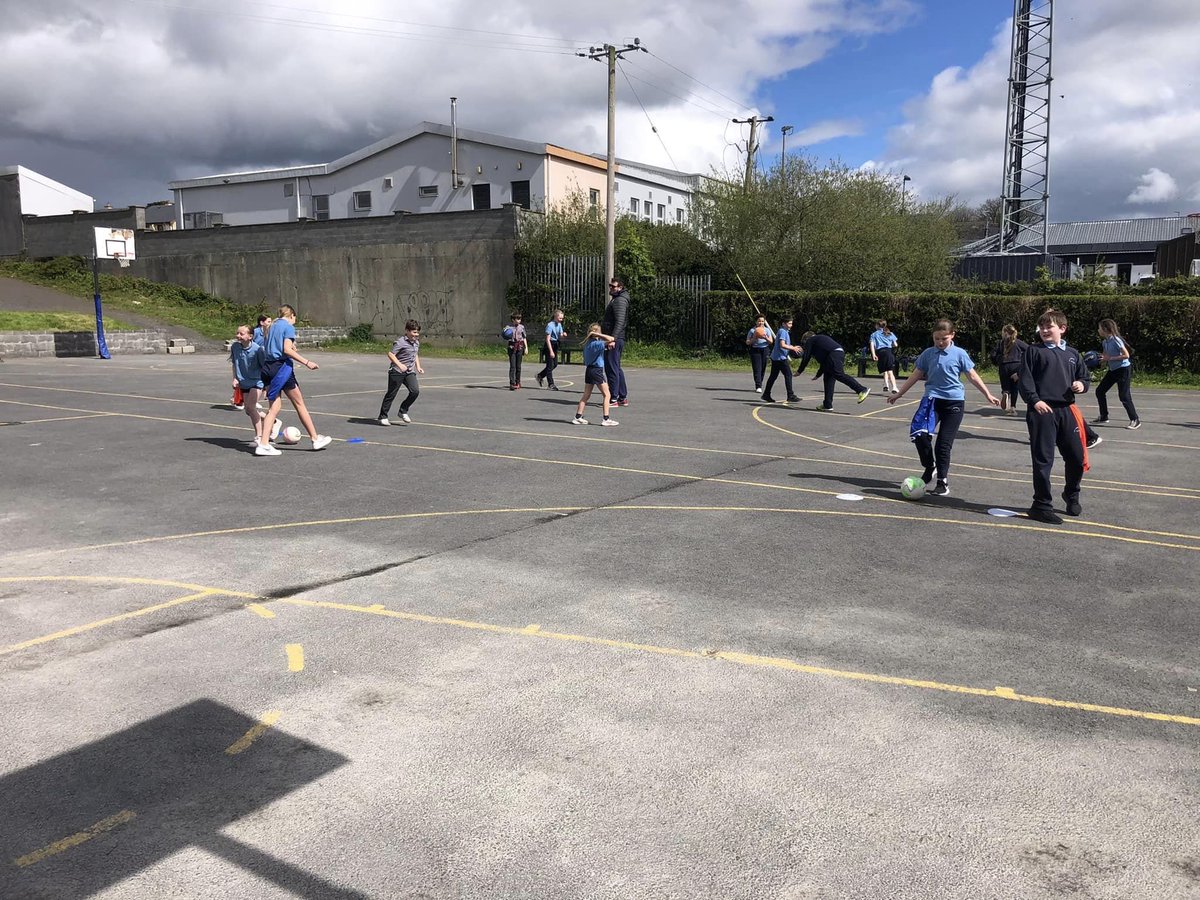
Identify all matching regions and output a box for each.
[962,215,1200,256]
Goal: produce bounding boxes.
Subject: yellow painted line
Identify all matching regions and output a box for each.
[753,405,1200,499]
[0,589,217,656]
[13,810,136,868]
[224,710,283,755]
[285,643,304,672]
[247,603,276,619]
[857,397,919,417]
[281,597,1200,728]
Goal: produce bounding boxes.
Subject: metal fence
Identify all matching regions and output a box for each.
[514,255,712,345]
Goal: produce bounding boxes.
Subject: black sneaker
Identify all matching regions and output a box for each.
[1027,508,1063,525]
[928,481,950,496]
[1126,419,1141,430]
[536,374,545,388]
[1064,499,1082,517]
[786,395,801,403]
[816,405,834,412]
[549,384,559,391]
[1086,435,1103,449]
[760,396,776,403]
[1092,417,1109,424]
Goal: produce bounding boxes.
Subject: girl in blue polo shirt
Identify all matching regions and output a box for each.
[744,315,775,393]
[572,324,618,426]
[887,319,999,496]
[868,320,900,395]
[1094,318,1141,429]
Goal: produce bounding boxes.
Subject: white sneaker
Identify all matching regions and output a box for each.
[572,416,588,425]
[311,435,333,450]
[601,418,619,426]
[255,443,281,456]
[378,417,390,426]
[754,386,762,393]
[400,413,411,423]
[270,420,282,441]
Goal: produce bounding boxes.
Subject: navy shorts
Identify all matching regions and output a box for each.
[261,359,298,396]
[876,348,896,373]
[585,365,606,386]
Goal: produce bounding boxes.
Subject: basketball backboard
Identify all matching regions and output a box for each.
[93,227,136,260]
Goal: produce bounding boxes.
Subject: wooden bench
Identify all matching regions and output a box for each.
[856,349,916,378]
[539,337,584,365]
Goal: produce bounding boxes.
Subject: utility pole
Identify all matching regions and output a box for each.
[732,115,774,193]
[581,39,645,285]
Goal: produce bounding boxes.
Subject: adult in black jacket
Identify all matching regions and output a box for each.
[795,332,871,410]
[601,278,630,405]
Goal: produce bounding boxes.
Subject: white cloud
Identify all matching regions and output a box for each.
[790,119,864,146]
[1126,168,1177,204]
[0,0,918,205]
[881,0,1200,219]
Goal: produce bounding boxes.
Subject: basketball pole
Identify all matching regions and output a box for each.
[91,251,112,360]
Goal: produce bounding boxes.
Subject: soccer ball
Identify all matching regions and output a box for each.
[900,476,926,500]
[502,326,515,340]
[1082,349,1102,371]
[279,426,302,444]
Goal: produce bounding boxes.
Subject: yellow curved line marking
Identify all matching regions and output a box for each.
[224,710,282,755]
[280,597,1200,728]
[13,810,136,868]
[285,643,305,672]
[753,405,1200,499]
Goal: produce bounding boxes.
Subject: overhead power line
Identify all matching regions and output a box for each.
[617,61,679,170]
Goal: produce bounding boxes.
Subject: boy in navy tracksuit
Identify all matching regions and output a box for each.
[1019,309,1091,524]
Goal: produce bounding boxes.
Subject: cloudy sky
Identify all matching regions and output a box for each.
[2,0,1198,221]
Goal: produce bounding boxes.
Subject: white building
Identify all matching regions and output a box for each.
[168,122,698,229]
[0,166,94,215]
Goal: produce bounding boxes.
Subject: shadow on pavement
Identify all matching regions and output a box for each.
[787,472,1008,517]
[0,699,359,899]
[184,436,257,454]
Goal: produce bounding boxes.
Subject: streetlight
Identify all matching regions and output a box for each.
[780,125,794,170]
[901,174,912,213]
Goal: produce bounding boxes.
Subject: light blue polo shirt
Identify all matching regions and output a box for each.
[583,337,606,368]
[1103,336,1130,370]
[230,341,265,389]
[770,326,793,361]
[263,317,295,361]
[546,320,564,341]
[915,343,974,400]
[747,324,775,348]
[870,329,898,350]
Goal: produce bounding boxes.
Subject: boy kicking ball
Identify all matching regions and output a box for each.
[572,324,619,427]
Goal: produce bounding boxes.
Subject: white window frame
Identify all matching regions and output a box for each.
[419,185,439,198]
[353,191,372,211]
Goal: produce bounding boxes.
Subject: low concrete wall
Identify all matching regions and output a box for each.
[295,326,352,346]
[0,329,169,358]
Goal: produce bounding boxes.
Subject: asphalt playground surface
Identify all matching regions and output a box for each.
[1,351,1199,899]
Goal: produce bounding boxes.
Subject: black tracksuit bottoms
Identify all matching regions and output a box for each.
[1027,404,1086,511]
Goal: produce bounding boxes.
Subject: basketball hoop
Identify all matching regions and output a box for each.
[113,252,130,269]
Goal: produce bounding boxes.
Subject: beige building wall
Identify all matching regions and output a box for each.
[545,148,609,212]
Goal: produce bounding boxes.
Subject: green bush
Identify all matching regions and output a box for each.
[704,290,1200,373]
[347,322,374,342]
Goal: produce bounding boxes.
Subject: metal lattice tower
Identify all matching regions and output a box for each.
[999,0,1054,256]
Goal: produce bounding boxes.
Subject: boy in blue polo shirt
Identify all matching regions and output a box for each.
[888,318,999,496]
[256,304,333,457]
[759,316,802,404]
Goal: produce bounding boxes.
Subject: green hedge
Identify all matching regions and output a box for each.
[704,291,1200,373]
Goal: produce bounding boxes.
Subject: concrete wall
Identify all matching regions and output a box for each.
[123,206,523,342]
[0,174,21,257]
[0,329,168,358]
[20,207,146,259]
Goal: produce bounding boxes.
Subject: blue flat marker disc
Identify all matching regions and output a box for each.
[346,437,365,444]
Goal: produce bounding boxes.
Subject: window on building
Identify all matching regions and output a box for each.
[511,180,531,210]
[589,188,600,209]
[657,204,665,223]
[643,199,652,217]
[183,211,224,229]
[284,183,294,197]
[472,183,492,210]
[676,208,685,224]
[312,195,330,221]
[353,191,372,211]
[419,185,439,198]
[629,198,639,214]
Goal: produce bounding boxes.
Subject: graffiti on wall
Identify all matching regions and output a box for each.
[369,289,455,336]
